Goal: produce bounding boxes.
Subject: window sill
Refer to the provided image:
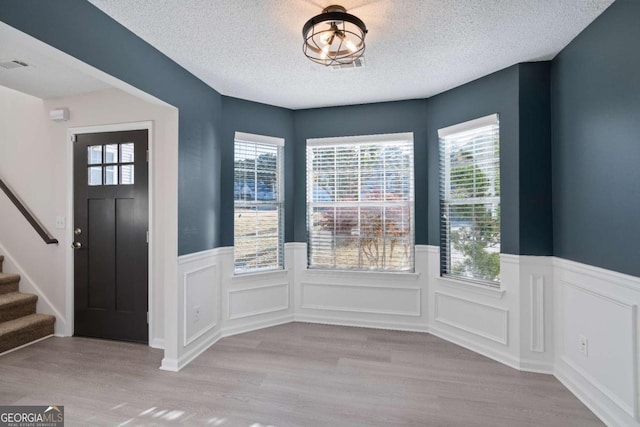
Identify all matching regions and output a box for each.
[437,275,505,299]
[232,268,289,281]
[304,268,421,282]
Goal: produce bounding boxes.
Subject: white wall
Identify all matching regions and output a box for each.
[0,86,178,346]
[0,86,65,332]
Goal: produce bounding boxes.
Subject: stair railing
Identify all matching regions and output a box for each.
[0,177,58,245]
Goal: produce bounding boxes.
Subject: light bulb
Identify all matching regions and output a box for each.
[320,31,332,45]
[345,39,357,53]
[320,44,330,60]
[320,23,339,46]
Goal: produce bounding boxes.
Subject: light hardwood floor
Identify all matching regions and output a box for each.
[0,322,602,426]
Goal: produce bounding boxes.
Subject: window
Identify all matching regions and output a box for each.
[234,132,284,274]
[87,143,135,186]
[439,114,500,285]
[307,133,414,272]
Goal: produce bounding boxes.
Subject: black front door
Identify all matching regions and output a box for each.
[73,130,149,343]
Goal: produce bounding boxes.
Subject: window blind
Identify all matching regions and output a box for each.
[439,115,500,285]
[234,134,284,274]
[307,135,414,272]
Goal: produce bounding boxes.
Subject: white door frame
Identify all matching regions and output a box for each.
[65,121,158,346]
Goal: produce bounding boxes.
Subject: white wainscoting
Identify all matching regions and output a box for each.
[163,245,296,371]
[425,246,524,371]
[183,264,218,346]
[293,245,428,332]
[301,282,421,316]
[161,242,640,427]
[228,282,289,320]
[161,248,222,371]
[221,245,294,337]
[529,275,545,353]
[517,255,555,374]
[554,257,640,427]
[434,292,508,344]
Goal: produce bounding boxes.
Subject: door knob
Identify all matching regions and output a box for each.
[74,227,82,235]
[71,241,82,249]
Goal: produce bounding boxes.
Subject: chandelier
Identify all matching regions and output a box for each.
[302,5,368,66]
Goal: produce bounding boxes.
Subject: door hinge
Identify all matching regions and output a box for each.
[146,150,149,163]
[70,134,77,143]
[147,311,149,324]
[146,230,149,243]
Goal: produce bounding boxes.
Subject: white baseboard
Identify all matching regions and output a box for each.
[159,357,179,372]
[294,313,429,333]
[555,364,631,427]
[160,315,295,372]
[150,338,165,350]
[161,329,223,372]
[518,358,554,375]
[0,334,54,357]
[222,313,294,337]
[427,323,521,371]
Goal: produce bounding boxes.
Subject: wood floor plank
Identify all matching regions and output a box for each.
[0,323,603,426]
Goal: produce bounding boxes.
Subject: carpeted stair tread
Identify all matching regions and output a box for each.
[0,292,38,323]
[0,255,56,353]
[0,314,55,353]
[0,272,20,284]
[0,273,20,295]
[0,312,55,333]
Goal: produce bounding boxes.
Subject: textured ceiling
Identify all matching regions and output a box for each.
[0,23,111,99]
[88,0,614,109]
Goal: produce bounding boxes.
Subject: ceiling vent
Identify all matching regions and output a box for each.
[330,56,365,71]
[0,59,30,70]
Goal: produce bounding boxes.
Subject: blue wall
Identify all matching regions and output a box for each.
[0,0,223,255]
[518,62,553,255]
[4,0,637,277]
[220,97,295,246]
[426,66,521,253]
[222,69,553,255]
[291,65,553,257]
[292,100,429,244]
[425,63,553,255]
[551,0,640,276]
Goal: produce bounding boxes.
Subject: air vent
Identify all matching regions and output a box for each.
[329,56,365,71]
[0,60,29,70]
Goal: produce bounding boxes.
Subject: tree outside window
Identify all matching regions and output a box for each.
[439,115,500,285]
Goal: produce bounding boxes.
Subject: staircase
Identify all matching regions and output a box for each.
[0,255,55,353]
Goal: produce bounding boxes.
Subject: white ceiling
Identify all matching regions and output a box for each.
[0,23,111,99]
[0,1,616,107]
[88,0,613,110]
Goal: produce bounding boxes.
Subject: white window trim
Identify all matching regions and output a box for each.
[307,132,414,147]
[235,131,284,146]
[439,114,501,287]
[233,131,285,275]
[306,131,415,273]
[438,114,499,138]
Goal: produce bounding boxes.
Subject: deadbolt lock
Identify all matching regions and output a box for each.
[74,227,82,235]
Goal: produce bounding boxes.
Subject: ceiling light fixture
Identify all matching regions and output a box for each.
[302,5,367,67]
